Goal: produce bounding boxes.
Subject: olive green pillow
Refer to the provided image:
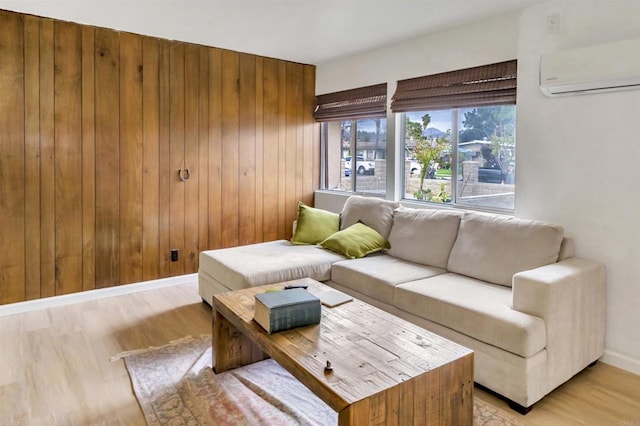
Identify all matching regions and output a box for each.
[319,222,390,259]
[290,202,340,245]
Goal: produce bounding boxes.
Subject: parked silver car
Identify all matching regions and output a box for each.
[344,156,375,176]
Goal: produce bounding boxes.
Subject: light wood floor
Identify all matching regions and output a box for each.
[1,280,638,425]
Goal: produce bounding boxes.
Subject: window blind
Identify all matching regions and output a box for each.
[391,60,517,112]
[314,83,387,121]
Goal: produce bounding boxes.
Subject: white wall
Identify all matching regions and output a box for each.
[316,1,640,374]
[516,0,640,374]
[316,12,520,94]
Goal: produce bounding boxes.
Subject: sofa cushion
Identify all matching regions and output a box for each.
[290,202,340,245]
[199,240,345,290]
[387,208,462,269]
[395,273,547,358]
[340,195,400,239]
[447,213,564,287]
[319,222,390,259]
[331,254,446,305]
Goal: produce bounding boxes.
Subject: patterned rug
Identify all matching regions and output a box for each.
[113,335,522,425]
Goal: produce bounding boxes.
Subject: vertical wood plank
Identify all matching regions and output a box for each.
[254,57,265,243]
[221,50,240,248]
[198,47,210,257]
[385,382,401,426]
[277,62,287,239]
[339,399,371,426]
[158,40,171,276]
[293,64,305,211]
[303,65,317,206]
[415,369,431,425]
[54,21,83,295]
[184,44,200,273]
[81,26,96,292]
[262,58,279,242]
[94,28,120,288]
[398,379,414,425]
[369,392,387,425]
[119,32,144,284]
[285,63,299,239]
[39,17,56,298]
[208,48,223,250]
[142,36,160,281]
[169,42,185,276]
[0,11,26,304]
[212,306,267,373]
[312,110,320,198]
[238,53,256,246]
[460,354,474,425]
[24,15,41,301]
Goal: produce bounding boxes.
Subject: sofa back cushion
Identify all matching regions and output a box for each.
[387,208,462,269]
[340,195,400,239]
[447,213,564,287]
[558,236,575,261]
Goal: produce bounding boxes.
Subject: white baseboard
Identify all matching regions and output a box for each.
[0,273,198,317]
[601,349,640,376]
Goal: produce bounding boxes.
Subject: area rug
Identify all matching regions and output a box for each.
[113,335,522,425]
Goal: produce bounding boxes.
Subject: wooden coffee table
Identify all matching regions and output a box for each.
[212,278,473,425]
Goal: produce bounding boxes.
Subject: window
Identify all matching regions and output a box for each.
[402,106,515,210]
[393,60,516,211]
[316,84,387,195]
[321,119,387,194]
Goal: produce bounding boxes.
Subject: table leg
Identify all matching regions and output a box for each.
[337,354,473,425]
[213,307,267,373]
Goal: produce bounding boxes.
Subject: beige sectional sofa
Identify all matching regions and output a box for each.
[198,195,606,413]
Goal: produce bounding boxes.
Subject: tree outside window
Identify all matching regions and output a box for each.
[404,105,516,210]
[406,114,450,201]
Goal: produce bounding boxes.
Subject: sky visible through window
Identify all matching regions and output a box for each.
[406,110,453,133]
[356,110,472,135]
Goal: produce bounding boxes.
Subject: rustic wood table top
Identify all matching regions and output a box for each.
[212,277,474,425]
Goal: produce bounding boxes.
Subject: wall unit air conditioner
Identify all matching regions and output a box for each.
[540,37,640,96]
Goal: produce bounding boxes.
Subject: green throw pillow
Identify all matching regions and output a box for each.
[290,202,340,245]
[319,222,390,259]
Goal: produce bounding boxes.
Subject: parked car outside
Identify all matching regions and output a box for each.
[407,158,441,178]
[478,167,506,184]
[408,158,421,175]
[344,156,375,176]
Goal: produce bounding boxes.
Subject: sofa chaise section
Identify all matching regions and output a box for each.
[198,240,345,304]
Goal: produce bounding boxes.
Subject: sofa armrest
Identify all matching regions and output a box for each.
[512,257,606,383]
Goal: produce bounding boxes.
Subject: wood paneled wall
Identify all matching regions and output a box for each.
[0,10,319,305]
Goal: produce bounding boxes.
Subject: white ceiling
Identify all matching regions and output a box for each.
[1,0,542,64]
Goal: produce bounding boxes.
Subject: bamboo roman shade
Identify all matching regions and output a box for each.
[314,83,387,121]
[391,60,517,112]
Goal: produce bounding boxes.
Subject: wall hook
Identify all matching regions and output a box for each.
[178,160,191,182]
[178,168,191,182]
